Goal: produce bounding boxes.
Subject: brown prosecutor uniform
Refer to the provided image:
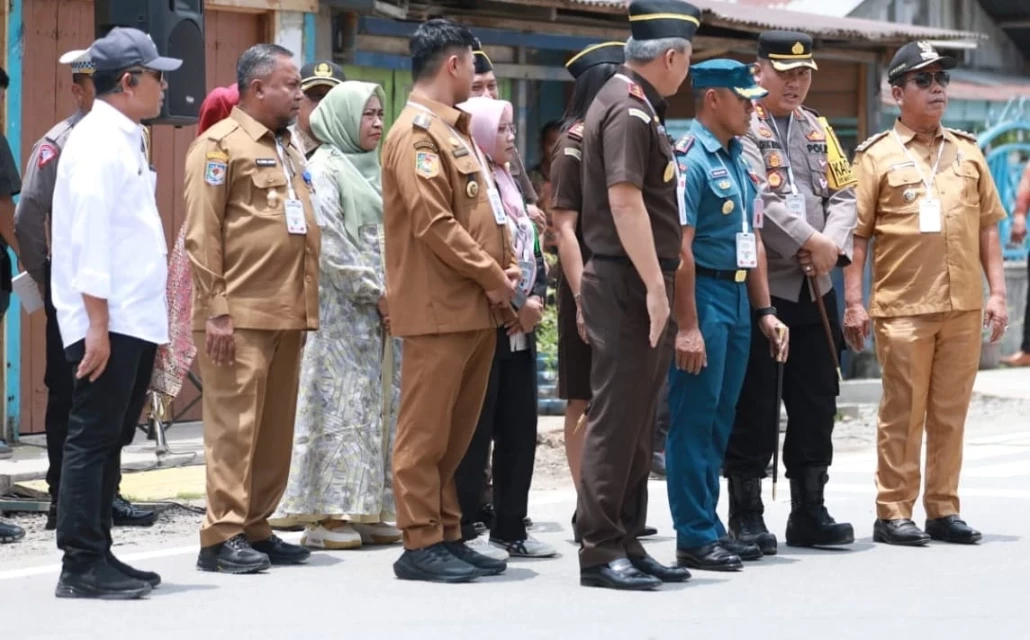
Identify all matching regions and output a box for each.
[853,119,1005,521]
[550,121,593,401]
[383,97,517,551]
[184,106,321,548]
[577,69,680,569]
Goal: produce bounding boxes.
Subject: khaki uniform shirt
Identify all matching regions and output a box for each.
[742,103,857,301]
[549,121,590,261]
[382,97,516,337]
[581,68,681,263]
[14,112,85,289]
[183,106,320,331]
[854,119,1006,318]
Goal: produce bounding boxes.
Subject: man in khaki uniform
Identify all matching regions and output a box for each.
[383,18,517,584]
[184,43,320,574]
[844,41,1008,547]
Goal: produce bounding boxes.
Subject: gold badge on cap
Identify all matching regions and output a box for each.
[722,200,734,215]
[466,180,480,198]
[791,42,805,55]
[314,62,332,77]
[664,161,675,183]
[903,188,917,202]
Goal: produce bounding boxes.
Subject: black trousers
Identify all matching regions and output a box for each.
[653,377,670,453]
[56,333,156,571]
[724,285,841,480]
[456,327,538,543]
[43,270,74,500]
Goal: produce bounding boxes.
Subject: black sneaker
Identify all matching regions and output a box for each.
[251,534,311,565]
[445,540,507,576]
[112,495,157,528]
[393,543,480,583]
[197,534,271,574]
[55,562,151,600]
[107,552,161,588]
[45,502,57,531]
[0,518,24,544]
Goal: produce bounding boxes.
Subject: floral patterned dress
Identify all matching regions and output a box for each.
[273,147,401,524]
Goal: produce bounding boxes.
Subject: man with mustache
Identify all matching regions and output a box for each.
[844,41,1008,546]
[723,31,856,556]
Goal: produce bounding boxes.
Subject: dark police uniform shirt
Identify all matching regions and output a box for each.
[580,67,681,264]
[676,121,758,271]
[0,132,21,293]
[549,120,591,262]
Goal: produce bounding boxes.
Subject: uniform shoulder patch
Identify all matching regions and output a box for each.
[674,135,695,154]
[415,150,440,179]
[854,131,890,154]
[413,113,433,130]
[946,127,977,142]
[627,107,651,124]
[37,143,58,168]
[414,138,440,153]
[564,147,582,161]
[204,153,228,186]
[568,122,584,141]
[628,82,647,103]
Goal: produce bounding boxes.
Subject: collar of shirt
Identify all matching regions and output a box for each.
[893,117,945,145]
[230,105,293,146]
[92,99,143,147]
[619,66,667,121]
[690,119,742,158]
[411,96,472,134]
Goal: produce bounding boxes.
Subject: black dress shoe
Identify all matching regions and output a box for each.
[55,563,151,600]
[112,495,157,528]
[676,542,743,572]
[926,515,982,544]
[445,540,506,576]
[572,511,581,543]
[393,543,480,583]
[580,558,662,591]
[108,553,161,588]
[630,554,691,582]
[640,525,659,538]
[0,518,25,544]
[252,534,311,565]
[45,502,57,531]
[197,534,271,574]
[719,536,762,561]
[872,519,931,546]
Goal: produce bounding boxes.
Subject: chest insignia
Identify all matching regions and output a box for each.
[722,200,735,215]
[903,188,917,202]
[664,161,675,183]
[807,129,826,141]
[38,143,58,168]
[413,113,432,130]
[747,170,760,185]
[766,152,783,168]
[204,158,227,186]
[718,180,732,190]
[628,107,651,124]
[415,151,440,179]
[414,139,439,153]
[452,146,470,158]
[466,179,480,199]
[710,168,728,178]
[568,122,584,140]
[267,189,279,207]
[255,158,277,167]
[767,170,783,189]
[758,124,774,139]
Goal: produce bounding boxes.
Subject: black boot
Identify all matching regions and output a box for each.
[45,501,58,531]
[727,476,777,555]
[785,467,854,548]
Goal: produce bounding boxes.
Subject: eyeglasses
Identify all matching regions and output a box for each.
[498,123,517,135]
[908,70,950,89]
[127,68,165,84]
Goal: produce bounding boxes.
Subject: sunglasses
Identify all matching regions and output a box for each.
[908,70,950,89]
[127,68,165,84]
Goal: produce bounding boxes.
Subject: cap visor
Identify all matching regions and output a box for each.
[734,86,769,99]
[909,55,957,73]
[145,56,183,72]
[769,59,818,72]
[301,78,343,91]
[59,49,89,65]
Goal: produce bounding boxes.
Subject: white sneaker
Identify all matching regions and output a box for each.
[300,523,362,550]
[352,522,402,545]
[466,533,510,561]
[491,535,557,558]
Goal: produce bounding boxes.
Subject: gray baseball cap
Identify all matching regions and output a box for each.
[90,27,183,73]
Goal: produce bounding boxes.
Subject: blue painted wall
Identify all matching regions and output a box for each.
[5,0,23,437]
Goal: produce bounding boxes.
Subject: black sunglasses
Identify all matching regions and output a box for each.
[127,68,164,83]
[908,70,950,89]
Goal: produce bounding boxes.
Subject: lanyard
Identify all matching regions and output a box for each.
[892,129,946,196]
[766,114,799,195]
[274,137,298,200]
[714,152,750,234]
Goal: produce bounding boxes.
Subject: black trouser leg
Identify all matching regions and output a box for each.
[455,332,503,541]
[724,323,778,478]
[43,275,74,501]
[56,334,156,572]
[781,324,838,477]
[1023,259,1030,353]
[490,347,538,542]
[653,377,670,454]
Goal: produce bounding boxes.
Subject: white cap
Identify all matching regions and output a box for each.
[58,49,95,74]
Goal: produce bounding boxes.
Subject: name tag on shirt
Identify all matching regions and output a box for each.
[753,197,764,230]
[736,232,758,269]
[919,198,942,233]
[487,187,507,225]
[285,199,308,235]
[786,193,805,217]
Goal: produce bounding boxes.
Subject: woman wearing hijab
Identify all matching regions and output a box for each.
[272,81,402,550]
[452,96,555,559]
[150,85,239,404]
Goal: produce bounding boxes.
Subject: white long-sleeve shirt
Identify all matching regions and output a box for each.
[51,99,169,348]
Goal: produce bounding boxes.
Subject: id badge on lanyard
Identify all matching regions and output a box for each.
[717,154,759,269]
[892,129,945,234]
[276,139,307,235]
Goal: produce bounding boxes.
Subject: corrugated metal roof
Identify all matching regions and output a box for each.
[546,0,984,43]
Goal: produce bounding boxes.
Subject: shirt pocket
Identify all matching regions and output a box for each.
[250,168,289,217]
[805,154,829,198]
[452,154,486,224]
[954,160,981,208]
[883,166,922,215]
[707,175,743,224]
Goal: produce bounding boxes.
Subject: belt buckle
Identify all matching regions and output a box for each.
[734,270,747,283]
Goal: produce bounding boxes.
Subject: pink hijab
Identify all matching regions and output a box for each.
[459,97,537,295]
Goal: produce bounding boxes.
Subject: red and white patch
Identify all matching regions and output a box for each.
[37,143,57,168]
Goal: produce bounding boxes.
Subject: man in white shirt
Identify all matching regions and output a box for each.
[50,27,180,601]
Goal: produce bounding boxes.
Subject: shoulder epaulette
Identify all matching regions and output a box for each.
[674,135,695,154]
[854,130,890,154]
[568,122,584,141]
[204,118,240,142]
[628,82,647,103]
[946,127,977,142]
[413,112,433,130]
[800,105,821,118]
[754,103,768,120]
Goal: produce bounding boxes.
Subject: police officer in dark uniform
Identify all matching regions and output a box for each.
[576,0,699,591]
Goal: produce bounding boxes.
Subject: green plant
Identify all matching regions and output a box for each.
[537,286,559,370]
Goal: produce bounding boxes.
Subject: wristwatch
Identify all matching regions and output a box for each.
[755,306,777,318]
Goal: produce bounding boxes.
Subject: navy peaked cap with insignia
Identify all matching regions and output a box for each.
[473,40,493,75]
[691,59,769,99]
[628,0,701,42]
[758,31,818,71]
[300,60,346,91]
[565,42,625,79]
[887,41,957,84]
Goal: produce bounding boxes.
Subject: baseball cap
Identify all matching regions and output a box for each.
[887,41,957,84]
[300,60,347,92]
[691,59,769,100]
[89,27,183,73]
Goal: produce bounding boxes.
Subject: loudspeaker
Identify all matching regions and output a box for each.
[95,0,206,127]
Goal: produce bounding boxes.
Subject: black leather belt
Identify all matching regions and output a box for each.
[696,266,749,283]
[592,254,680,272]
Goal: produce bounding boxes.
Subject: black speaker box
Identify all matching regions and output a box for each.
[95,0,206,127]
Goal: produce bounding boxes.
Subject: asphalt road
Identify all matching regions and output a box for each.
[2,412,1028,639]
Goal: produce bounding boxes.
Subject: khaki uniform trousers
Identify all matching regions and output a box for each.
[197,329,304,548]
[873,310,981,521]
[393,329,495,550]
